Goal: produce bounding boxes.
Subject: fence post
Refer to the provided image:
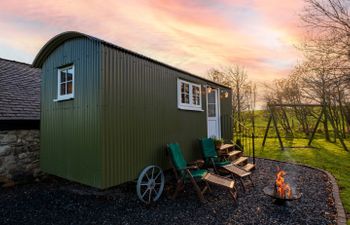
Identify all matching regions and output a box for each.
[252,132,255,164]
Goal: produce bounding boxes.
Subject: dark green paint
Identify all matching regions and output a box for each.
[40,38,102,187]
[38,34,232,189]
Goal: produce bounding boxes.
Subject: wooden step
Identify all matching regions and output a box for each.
[242,163,255,172]
[218,144,235,155]
[226,150,241,158]
[218,144,234,151]
[233,156,248,166]
[220,151,242,158]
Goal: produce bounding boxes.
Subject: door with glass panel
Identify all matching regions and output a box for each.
[207,89,220,138]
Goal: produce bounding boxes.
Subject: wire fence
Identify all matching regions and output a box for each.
[233,121,255,164]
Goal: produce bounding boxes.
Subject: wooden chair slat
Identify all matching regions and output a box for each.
[222,164,251,177]
[203,173,235,189]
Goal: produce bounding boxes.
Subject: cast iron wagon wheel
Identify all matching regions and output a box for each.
[136,165,165,204]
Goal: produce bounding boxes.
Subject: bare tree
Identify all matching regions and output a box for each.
[208,65,254,133]
[300,0,350,80]
[259,0,350,148]
[293,56,334,140]
[295,0,350,139]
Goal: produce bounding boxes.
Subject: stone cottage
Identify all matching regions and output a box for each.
[0,57,41,184]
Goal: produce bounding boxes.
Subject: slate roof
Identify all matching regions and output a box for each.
[0,58,40,120]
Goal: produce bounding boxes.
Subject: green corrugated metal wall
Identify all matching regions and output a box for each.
[100,44,232,188]
[40,38,103,187]
[40,36,232,189]
[220,91,233,143]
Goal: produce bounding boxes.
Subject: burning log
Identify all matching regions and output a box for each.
[275,168,292,199]
[263,167,302,205]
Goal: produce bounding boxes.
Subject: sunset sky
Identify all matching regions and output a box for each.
[0,0,305,83]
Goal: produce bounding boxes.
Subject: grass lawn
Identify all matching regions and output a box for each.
[253,137,350,224]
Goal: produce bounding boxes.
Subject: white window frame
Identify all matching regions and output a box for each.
[177,79,203,111]
[55,65,75,101]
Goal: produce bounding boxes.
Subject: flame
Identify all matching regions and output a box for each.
[275,168,292,199]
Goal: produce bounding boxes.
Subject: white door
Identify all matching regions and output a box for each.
[207,89,220,138]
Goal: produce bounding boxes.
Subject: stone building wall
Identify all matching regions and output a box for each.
[0,129,40,180]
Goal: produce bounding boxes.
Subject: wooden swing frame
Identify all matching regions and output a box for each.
[262,104,348,151]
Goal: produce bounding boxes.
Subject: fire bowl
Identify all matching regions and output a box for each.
[263,186,302,204]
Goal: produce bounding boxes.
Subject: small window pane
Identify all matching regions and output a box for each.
[208,91,216,116]
[208,104,216,117]
[60,71,67,82]
[184,94,189,103]
[67,81,73,94]
[192,86,200,105]
[181,93,189,104]
[184,84,189,93]
[67,69,73,81]
[208,91,216,104]
[181,82,190,104]
[193,96,200,105]
[192,86,198,96]
[60,83,66,95]
[181,83,189,94]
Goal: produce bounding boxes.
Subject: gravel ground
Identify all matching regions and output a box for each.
[0,158,337,225]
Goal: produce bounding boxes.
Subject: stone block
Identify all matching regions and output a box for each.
[28,146,39,152]
[18,153,27,159]
[0,145,11,156]
[17,130,29,137]
[23,157,34,164]
[0,129,40,181]
[0,134,17,144]
[3,155,15,166]
[25,163,38,171]
[0,155,16,174]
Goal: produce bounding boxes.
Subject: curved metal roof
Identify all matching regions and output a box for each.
[32,31,91,68]
[32,31,230,89]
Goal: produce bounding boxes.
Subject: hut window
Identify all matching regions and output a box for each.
[56,65,74,101]
[177,79,202,111]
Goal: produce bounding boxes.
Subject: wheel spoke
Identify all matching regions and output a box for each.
[154,171,161,180]
[151,167,155,179]
[145,172,150,181]
[153,187,159,196]
[148,188,153,203]
[142,188,149,198]
[140,182,148,186]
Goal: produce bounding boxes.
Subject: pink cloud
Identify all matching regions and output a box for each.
[0,0,306,83]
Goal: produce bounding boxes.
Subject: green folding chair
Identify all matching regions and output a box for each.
[201,138,231,169]
[167,143,237,202]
